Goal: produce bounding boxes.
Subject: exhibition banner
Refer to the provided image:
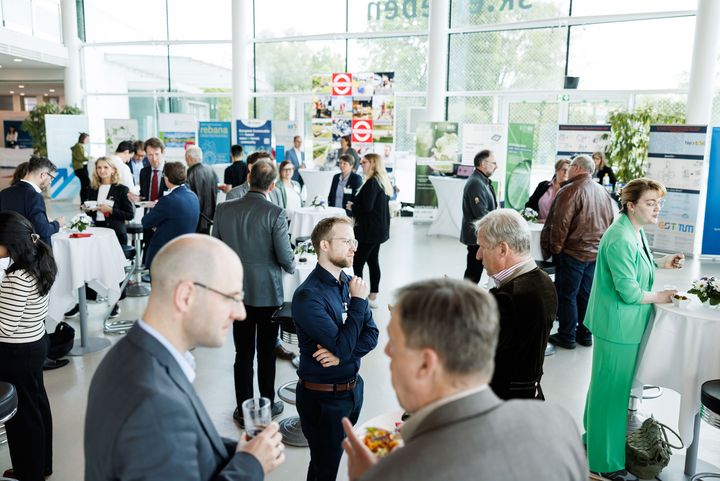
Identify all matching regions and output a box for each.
[462,123,508,203]
[505,123,535,211]
[275,121,299,164]
[236,119,272,156]
[701,127,720,257]
[3,120,33,149]
[644,125,708,255]
[198,121,231,165]
[104,119,138,154]
[556,124,611,159]
[158,113,195,161]
[414,121,459,220]
[45,114,89,200]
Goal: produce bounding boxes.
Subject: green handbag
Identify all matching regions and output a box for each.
[626,416,683,479]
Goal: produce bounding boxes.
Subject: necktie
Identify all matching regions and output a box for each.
[150,170,159,201]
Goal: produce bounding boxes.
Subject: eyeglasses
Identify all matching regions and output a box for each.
[329,237,358,248]
[644,200,665,209]
[193,282,244,304]
[44,171,56,181]
[280,168,294,172]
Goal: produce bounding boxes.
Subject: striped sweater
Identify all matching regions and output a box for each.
[0,268,48,343]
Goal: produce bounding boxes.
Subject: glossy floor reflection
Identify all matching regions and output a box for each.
[1,200,719,481]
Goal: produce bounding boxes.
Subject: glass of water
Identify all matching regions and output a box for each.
[241,397,272,438]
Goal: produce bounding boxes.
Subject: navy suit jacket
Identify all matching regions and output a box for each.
[0,181,59,247]
[285,149,304,184]
[327,172,362,216]
[142,185,200,268]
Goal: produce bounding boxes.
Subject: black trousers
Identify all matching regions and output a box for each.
[353,242,381,293]
[0,335,53,481]
[233,305,279,409]
[296,376,364,481]
[74,167,90,204]
[464,245,484,284]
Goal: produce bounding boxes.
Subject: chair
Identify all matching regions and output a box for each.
[690,380,720,481]
[271,302,308,447]
[125,223,150,298]
[0,382,18,448]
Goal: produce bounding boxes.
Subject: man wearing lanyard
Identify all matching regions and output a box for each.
[292,216,379,481]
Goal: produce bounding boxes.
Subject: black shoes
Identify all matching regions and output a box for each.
[577,337,593,347]
[233,401,285,429]
[64,304,80,318]
[274,345,296,361]
[548,333,576,350]
[109,304,121,319]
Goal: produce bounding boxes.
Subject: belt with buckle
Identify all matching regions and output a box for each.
[301,378,357,392]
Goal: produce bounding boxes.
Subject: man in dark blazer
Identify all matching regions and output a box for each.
[185,146,218,235]
[84,234,285,480]
[460,149,497,283]
[212,159,295,425]
[0,156,63,246]
[284,135,305,185]
[475,209,557,400]
[142,162,200,270]
[327,154,362,216]
[342,278,587,481]
[224,144,248,189]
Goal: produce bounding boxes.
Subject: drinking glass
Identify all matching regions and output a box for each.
[241,397,272,438]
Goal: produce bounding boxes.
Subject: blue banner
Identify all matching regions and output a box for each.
[702,127,720,256]
[3,120,33,149]
[236,120,272,156]
[198,121,231,165]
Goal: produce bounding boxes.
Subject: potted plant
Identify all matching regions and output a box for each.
[21,103,83,156]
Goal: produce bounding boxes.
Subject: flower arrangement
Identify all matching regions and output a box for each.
[519,207,538,223]
[69,213,92,232]
[688,276,720,307]
[294,240,316,262]
[310,196,326,209]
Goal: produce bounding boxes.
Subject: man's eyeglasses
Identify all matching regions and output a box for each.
[44,171,56,181]
[193,282,244,304]
[329,237,358,248]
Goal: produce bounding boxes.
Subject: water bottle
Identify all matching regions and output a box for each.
[602,173,612,193]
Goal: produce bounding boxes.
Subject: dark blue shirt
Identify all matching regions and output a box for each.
[292,265,379,384]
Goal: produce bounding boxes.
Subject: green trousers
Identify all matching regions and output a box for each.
[583,338,641,473]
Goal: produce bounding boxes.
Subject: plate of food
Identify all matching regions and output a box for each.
[671,293,690,309]
[362,425,402,457]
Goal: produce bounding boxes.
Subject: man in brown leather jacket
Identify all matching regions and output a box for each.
[540,155,614,349]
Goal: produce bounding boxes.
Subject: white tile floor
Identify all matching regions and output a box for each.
[1,200,719,481]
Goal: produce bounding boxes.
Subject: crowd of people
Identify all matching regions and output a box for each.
[0,137,686,481]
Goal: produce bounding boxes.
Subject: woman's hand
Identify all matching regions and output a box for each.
[98,204,113,214]
[654,289,677,304]
[661,253,685,269]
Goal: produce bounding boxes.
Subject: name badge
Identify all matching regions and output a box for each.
[343,187,353,194]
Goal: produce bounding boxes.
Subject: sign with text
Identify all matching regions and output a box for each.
[462,123,508,203]
[198,121,231,165]
[158,113,195,161]
[236,119,272,156]
[702,127,720,257]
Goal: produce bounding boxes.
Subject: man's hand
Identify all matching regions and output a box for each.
[218,184,232,193]
[342,417,378,481]
[128,192,140,203]
[345,201,354,211]
[54,216,65,226]
[237,422,285,474]
[349,276,369,300]
[314,344,340,367]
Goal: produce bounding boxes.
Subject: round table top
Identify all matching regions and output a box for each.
[656,298,720,321]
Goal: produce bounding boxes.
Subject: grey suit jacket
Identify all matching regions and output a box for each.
[212,191,295,306]
[460,170,497,245]
[360,389,587,481]
[84,324,263,481]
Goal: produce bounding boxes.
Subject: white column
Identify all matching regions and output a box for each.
[426,0,450,121]
[61,0,83,108]
[232,0,252,124]
[686,0,720,124]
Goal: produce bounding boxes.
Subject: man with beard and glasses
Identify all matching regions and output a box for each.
[292,216,379,481]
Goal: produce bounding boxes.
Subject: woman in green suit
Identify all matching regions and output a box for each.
[583,178,684,481]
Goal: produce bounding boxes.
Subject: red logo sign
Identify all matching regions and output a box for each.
[332,73,353,96]
[352,120,373,143]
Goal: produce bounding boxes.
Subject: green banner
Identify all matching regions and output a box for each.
[505,123,535,211]
[414,121,459,208]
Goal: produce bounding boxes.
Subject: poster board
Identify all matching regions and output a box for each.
[45,114,89,200]
[104,119,138,155]
[701,127,720,257]
[505,123,535,211]
[462,123,508,204]
[158,113,195,161]
[198,121,231,165]
[236,119,272,156]
[414,121,459,221]
[275,120,299,163]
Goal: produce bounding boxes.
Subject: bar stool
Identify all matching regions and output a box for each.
[690,380,720,481]
[271,302,308,447]
[125,223,150,297]
[104,244,138,334]
[0,382,18,448]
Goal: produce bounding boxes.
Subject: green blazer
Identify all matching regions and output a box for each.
[585,214,655,344]
[71,142,88,170]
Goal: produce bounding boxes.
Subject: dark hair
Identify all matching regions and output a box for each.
[116,140,134,153]
[279,160,294,171]
[11,162,29,186]
[341,135,352,147]
[27,155,57,175]
[339,153,355,167]
[293,135,302,142]
[473,150,492,168]
[231,144,243,158]
[0,212,57,297]
[249,159,278,191]
[132,140,145,154]
[311,216,354,253]
[620,178,667,214]
[78,132,89,143]
[144,137,165,152]
[163,162,186,185]
[554,158,571,172]
[247,151,272,166]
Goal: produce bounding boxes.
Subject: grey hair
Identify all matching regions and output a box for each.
[185,146,203,163]
[474,208,531,255]
[572,155,595,173]
[394,278,499,379]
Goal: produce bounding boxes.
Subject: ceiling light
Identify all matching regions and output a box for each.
[49,89,55,93]
[20,92,25,96]
[9,91,14,94]
[44,93,48,96]
[18,85,24,89]
[13,58,22,62]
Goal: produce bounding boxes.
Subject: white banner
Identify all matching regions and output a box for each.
[104,119,138,155]
[556,124,611,160]
[45,114,89,200]
[158,113,196,162]
[462,123,508,203]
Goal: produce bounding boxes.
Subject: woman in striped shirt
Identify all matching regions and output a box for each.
[0,211,57,481]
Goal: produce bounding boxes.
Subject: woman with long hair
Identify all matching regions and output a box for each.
[85,156,134,245]
[525,158,571,222]
[335,135,360,170]
[592,151,617,190]
[350,153,392,309]
[0,211,57,481]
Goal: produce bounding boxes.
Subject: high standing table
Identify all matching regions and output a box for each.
[49,227,126,355]
[298,169,339,205]
[634,300,720,478]
[427,176,465,238]
[287,206,347,243]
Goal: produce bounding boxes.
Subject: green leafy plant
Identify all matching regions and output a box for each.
[21,103,84,156]
[602,106,685,183]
